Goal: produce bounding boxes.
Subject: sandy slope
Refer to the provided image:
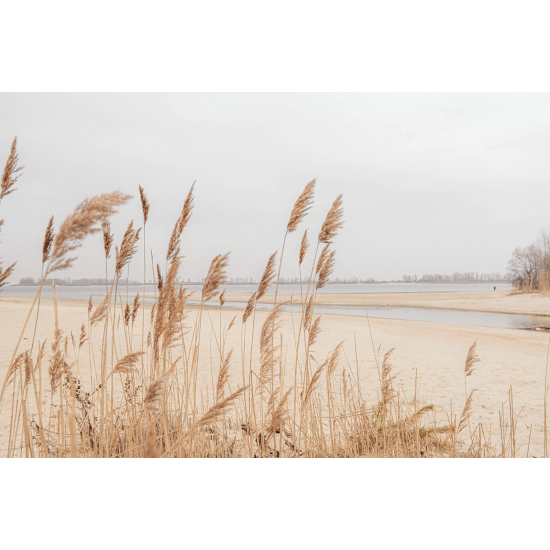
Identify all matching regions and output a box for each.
[1,294,548,456]
[220,289,550,316]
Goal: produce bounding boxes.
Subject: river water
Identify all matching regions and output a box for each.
[5,282,539,331]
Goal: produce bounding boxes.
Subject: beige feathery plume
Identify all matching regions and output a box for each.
[308,316,322,347]
[318,194,344,244]
[131,293,140,324]
[144,371,171,412]
[34,341,47,373]
[316,249,335,290]
[42,217,55,264]
[102,220,113,259]
[256,251,277,300]
[242,291,257,323]
[327,341,344,377]
[24,352,32,387]
[464,341,480,377]
[302,359,326,405]
[89,297,110,327]
[113,351,145,374]
[316,243,330,274]
[457,390,477,433]
[48,191,131,273]
[202,252,230,303]
[287,179,316,233]
[216,349,233,402]
[380,348,396,405]
[304,295,314,329]
[156,264,163,291]
[49,329,65,392]
[7,352,25,384]
[79,324,87,349]
[0,137,23,202]
[87,296,93,315]
[115,221,141,278]
[0,262,15,292]
[219,290,226,306]
[259,303,287,386]
[139,185,150,225]
[194,386,247,428]
[167,183,195,262]
[299,230,309,265]
[267,387,293,434]
[227,316,236,331]
[124,303,131,326]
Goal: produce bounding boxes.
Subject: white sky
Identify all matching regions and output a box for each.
[1,93,550,283]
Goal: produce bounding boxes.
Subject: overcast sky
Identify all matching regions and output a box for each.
[1,93,550,283]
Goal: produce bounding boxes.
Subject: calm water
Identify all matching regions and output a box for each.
[5,282,537,330]
[3,281,513,302]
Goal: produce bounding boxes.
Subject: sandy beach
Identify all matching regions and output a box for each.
[1,291,549,456]
[220,289,550,316]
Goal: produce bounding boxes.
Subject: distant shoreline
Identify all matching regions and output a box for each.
[9,280,511,287]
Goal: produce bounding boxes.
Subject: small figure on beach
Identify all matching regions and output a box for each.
[494,286,496,291]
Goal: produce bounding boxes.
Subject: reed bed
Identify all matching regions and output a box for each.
[0,140,536,457]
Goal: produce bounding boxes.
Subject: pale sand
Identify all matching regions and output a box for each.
[1,293,549,456]
[221,289,550,316]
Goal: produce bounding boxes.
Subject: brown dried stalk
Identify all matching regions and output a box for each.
[194,386,247,428]
[256,251,277,300]
[242,291,257,323]
[267,387,293,434]
[316,244,330,274]
[156,264,163,291]
[202,252,229,303]
[124,303,131,326]
[219,290,226,306]
[458,390,477,433]
[49,329,65,392]
[227,316,236,331]
[34,341,47,373]
[327,341,344,378]
[131,293,140,324]
[317,249,336,290]
[299,230,309,265]
[216,349,233,402]
[42,217,54,264]
[49,191,131,273]
[144,371,171,412]
[79,324,87,349]
[304,295,314,329]
[259,303,286,386]
[465,341,480,377]
[287,179,316,233]
[102,220,113,259]
[89,297,110,327]
[167,183,194,262]
[115,221,141,278]
[0,262,15,292]
[308,316,322,347]
[318,194,344,244]
[1,137,23,202]
[303,359,327,405]
[113,351,145,374]
[381,348,396,405]
[139,185,150,225]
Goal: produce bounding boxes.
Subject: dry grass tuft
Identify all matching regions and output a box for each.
[257,251,277,300]
[202,252,230,303]
[299,230,309,265]
[113,351,146,375]
[167,183,194,262]
[115,221,141,278]
[318,194,344,244]
[49,191,131,273]
[0,137,23,202]
[317,249,336,290]
[287,179,316,233]
[42,217,55,264]
[465,341,480,377]
[139,185,150,225]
